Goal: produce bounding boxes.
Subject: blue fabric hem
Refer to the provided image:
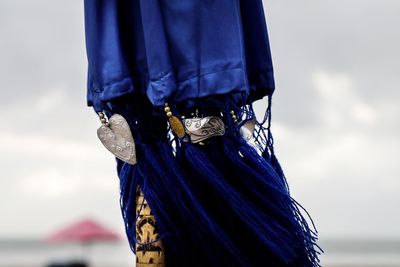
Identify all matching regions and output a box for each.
[87,77,136,112]
[87,67,275,111]
[248,68,275,101]
[146,66,249,106]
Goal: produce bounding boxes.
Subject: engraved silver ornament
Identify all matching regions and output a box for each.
[240,119,256,141]
[240,119,257,148]
[97,114,137,165]
[183,116,225,143]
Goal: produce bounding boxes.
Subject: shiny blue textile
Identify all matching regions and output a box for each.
[84,2,323,265]
[84,0,275,112]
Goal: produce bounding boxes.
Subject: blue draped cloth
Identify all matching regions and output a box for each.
[84,0,275,111]
[84,2,322,266]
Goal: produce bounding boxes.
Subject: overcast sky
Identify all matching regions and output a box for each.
[0,0,399,250]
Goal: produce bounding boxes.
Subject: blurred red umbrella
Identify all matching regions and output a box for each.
[46,218,121,264]
[47,218,120,243]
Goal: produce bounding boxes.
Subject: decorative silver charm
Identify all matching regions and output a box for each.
[240,119,257,148]
[97,113,137,165]
[183,116,225,143]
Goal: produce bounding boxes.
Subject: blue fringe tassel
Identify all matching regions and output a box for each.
[113,95,322,266]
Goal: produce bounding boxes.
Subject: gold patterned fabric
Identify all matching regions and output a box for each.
[135,188,165,267]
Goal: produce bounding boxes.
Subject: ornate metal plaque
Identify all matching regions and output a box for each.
[183,116,225,143]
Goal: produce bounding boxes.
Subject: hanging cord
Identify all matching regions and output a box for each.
[251,95,273,154]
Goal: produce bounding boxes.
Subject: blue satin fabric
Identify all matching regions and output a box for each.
[84,0,275,112]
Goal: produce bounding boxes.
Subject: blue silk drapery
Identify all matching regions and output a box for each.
[83,2,322,266]
[84,0,274,112]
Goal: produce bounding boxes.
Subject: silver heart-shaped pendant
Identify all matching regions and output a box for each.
[97,114,137,165]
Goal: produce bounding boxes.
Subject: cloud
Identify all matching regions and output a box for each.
[0,131,102,161]
[268,68,400,238]
[0,0,399,242]
[312,70,378,128]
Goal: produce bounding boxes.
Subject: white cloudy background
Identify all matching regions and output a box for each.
[0,0,399,263]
